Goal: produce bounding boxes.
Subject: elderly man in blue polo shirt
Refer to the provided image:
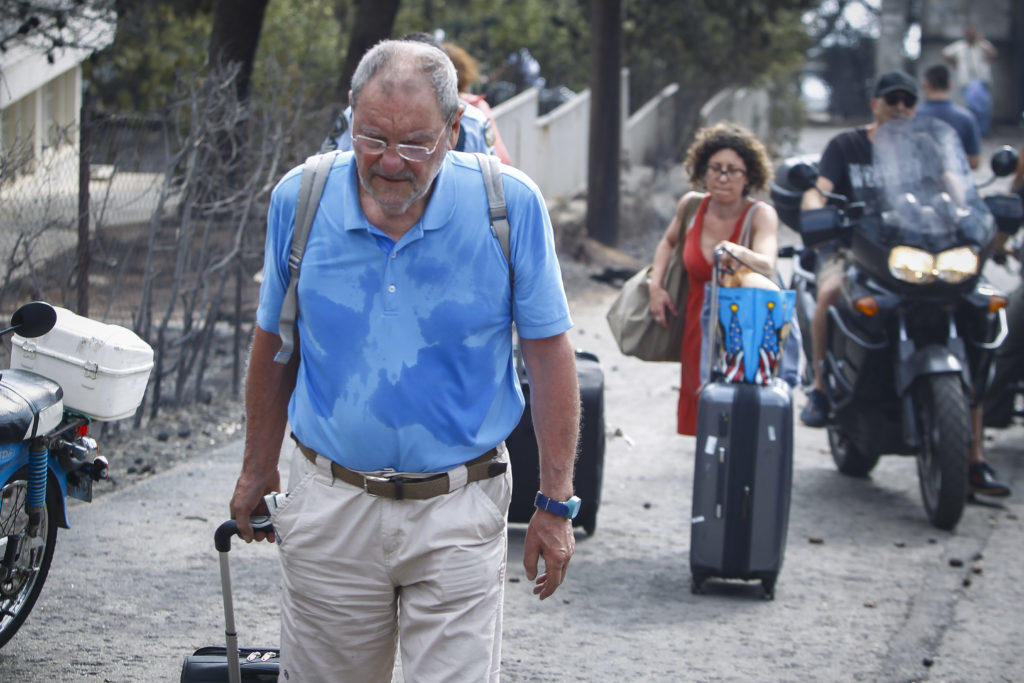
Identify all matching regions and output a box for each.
[229,39,579,682]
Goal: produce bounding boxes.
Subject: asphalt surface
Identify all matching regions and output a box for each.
[3,122,1024,681]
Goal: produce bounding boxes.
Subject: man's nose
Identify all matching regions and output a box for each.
[378,146,407,172]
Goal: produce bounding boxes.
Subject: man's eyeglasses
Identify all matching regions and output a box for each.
[707,164,747,180]
[352,113,455,163]
[883,91,917,108]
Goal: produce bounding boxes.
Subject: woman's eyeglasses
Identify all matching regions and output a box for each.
[883,91,917,108]
[706,164,747,181]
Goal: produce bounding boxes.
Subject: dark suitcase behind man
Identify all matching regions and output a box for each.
[506,350,605,535]
[181,520,279,683]
[689,378,793,599]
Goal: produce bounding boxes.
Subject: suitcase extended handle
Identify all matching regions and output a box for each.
[215,518,275,553]
[213,518,275,683]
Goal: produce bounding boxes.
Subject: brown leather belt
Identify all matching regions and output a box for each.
[293,437,507,501]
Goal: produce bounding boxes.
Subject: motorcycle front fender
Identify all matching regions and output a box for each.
[0,453,70,529]
[894,343,966,397]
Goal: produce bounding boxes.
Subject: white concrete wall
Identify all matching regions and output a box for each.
[492,69,683,202]
[624,82,679,166]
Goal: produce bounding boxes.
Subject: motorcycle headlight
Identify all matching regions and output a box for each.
[889,246,936,283]
[934,246,978,283]
[888,246,979,284]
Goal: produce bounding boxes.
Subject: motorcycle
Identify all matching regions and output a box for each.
[0,302,153,646]
[771,116,1021,530]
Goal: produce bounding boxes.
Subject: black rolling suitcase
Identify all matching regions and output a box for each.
[181,520,279,682]
[689,379,793,599]
[506,349,606,535]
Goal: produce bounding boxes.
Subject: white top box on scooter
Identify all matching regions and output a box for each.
[10,307,154,421]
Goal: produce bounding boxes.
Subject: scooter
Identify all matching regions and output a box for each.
[0,302,153,647]
[771,116,1021,530]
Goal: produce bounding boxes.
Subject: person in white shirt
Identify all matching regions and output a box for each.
[941,26,997,135]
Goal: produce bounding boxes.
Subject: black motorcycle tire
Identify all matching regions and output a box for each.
[0,467,60,648]
[828,426,881,477]
[914,374,969,531]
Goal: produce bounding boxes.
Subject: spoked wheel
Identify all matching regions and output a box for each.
[914,374,969,531]
[828,426,880,477]
[0,468,59,648]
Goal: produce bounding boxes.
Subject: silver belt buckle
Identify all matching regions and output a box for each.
[362,473,391,493]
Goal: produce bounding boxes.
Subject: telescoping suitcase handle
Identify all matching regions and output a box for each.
[214,518,275,683]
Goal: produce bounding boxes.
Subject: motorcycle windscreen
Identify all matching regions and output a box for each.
[871,117,994,252]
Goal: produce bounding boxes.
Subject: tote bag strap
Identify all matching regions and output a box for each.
[737,199,764,248]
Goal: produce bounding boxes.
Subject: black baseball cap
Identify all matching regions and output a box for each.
[874,70,918,98]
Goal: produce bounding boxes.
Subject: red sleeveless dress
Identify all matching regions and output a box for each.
[677,196,755,435]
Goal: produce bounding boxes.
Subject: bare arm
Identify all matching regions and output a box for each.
[649,192,698,326]
[801,175,834,210]
[229,326,299,542]
[519,332,580,600]
[718,202,779,278]
[1013,146,1024,190]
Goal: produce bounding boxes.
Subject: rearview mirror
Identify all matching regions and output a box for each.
[990,146,1019,178]
[787,162,819,192]
[10,302,57,339]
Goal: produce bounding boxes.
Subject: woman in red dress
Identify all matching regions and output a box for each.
[648,123,780,435]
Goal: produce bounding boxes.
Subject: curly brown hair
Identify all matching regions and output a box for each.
[443,42,479,93]
[684,122,772,195]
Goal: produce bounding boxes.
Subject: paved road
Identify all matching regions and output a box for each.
[3,123,1024,681]
[3,280,1023,681]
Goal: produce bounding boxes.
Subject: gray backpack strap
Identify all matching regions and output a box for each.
[476,153,513,287]
[274,152,337,364]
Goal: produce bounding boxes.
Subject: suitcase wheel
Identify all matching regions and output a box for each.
[761,575,777,600]
[690,575,705,595]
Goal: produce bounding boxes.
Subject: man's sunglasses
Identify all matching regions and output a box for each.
[883,91,917,108]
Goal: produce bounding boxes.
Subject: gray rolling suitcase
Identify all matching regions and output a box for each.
[689,246,794,599]
[689,380,793,599]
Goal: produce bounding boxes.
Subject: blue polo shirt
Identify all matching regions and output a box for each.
[257,152,571,472]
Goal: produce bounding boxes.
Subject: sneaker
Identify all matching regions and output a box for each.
[968,461,1012,498]
[800,388,830,428]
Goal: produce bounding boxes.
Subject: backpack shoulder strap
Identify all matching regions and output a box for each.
[475,153,513,289]
[274,151,337,364]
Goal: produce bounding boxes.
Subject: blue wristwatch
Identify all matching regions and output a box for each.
[534,492,582,519]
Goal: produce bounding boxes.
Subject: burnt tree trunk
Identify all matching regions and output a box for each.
[336,0,401,102]
[207,0,271,101]
[586,0,622,246]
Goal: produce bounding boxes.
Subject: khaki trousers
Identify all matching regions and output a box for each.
[272,444,511,682]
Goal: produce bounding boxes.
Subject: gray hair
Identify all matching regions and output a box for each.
[351,40,460,121]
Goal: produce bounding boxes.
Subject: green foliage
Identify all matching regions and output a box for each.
[624,0,813,113]
[252,0,345,108]
[86,3,211,112]
[393,0,591,95]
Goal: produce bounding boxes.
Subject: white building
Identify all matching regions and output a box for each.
[1,8,116,174]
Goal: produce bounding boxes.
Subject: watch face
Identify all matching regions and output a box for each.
[566,496,582,519]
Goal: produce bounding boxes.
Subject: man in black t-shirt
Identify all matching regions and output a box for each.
[799,71,1011,498]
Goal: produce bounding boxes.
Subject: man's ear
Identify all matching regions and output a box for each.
[449,103,464,146]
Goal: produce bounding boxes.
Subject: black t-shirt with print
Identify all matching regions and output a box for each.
[818,127,876,206]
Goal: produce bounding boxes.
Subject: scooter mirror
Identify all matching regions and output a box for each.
[787,162,819,192]
[9,301,57,338]
[990,146,1019,177]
